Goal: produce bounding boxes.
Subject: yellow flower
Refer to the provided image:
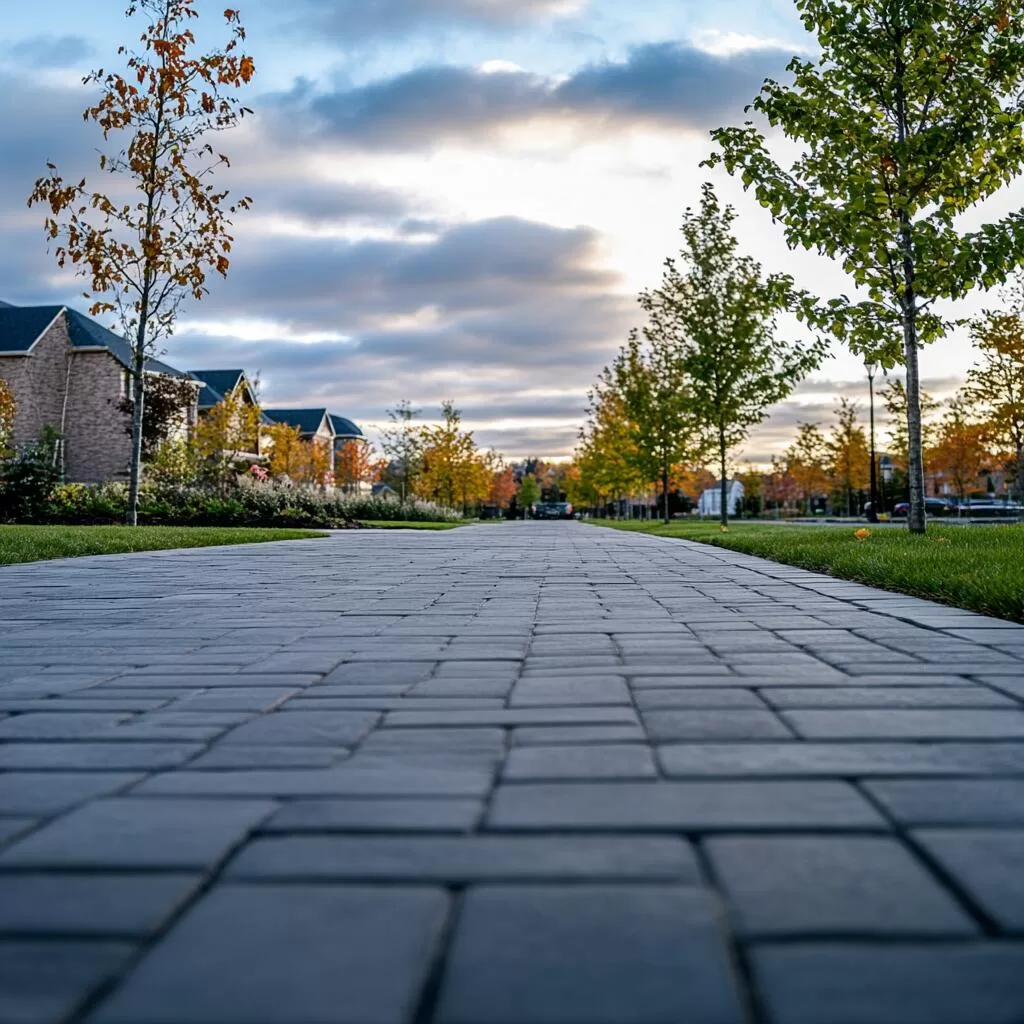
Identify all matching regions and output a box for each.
[855,528,871,540]
[720,525,729,533]
[937,536,949,543]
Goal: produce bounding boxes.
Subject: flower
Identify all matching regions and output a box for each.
[855,528,871,540]
[937,536,949,543]
[720,525,729,533]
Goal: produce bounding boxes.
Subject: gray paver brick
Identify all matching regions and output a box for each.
[0,939,136,1024]
[264,798,483,833]
[0,798,275,870]
[705,835,976,937]
[90,884,448,1024]
[658,741,1024,777]
[864,778,1024,826]
[913,829,1024,932]
[227,834,699,882]
[643,708,794,741]
[752,943,1024,1024]
[0,772,142,815]
[0,873,202,936]
[782,708,1024,739]
[511,724,647,745]
[504,743,657,780]
[436,886,745,1024]
[384,707,640,727]
[763,686,1018,708]
[221,710,380,746]
[487,781,886,831]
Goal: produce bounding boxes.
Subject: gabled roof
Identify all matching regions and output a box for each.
[0,299,15,309]
[189,369,251,409]
[328,413,365,440]
[0,304,189,377]
[263,408,334,436]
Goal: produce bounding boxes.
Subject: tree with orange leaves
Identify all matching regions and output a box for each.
[0,381,15,457]
[29,0,255,524]
[335,440,377,494]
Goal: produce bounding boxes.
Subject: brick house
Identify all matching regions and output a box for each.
[0,303,197,483]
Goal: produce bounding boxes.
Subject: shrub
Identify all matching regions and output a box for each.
[32,478,462,527]
[0,429,62,523]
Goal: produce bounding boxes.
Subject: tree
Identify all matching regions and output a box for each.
[640,183,822,526]
[29,0,255,524]
[608,330,705,524]
[965,306,1024,500]
[335,440,376,495]
[192,388,261,490]
[119,374,196,460]
[518,474,541,515]
[380,400,424,501]
[929,396,988,504]
[879,377,940,494]
[414,402,488,511]
[828,398,871,516]
[576,382,645,511]
[708,1,1024,533]
[0,381,15,457]
[785,422,831,513]
[489,465,518,509]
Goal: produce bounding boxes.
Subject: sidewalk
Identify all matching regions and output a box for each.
[1,521,1023,1023]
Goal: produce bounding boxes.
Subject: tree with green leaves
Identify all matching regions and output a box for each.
[608,330,706,524]
[641,183,823,526]
[707,0,1024,532]
[785,422,832,514]
[518,474,541,517]
[380,400,424,501]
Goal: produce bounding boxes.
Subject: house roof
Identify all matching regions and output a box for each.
[0,303,189,377]
[189,369,250,409]
[263,408,333,436]
[328,413,364,440]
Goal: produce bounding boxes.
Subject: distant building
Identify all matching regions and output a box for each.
[698,480,744,518]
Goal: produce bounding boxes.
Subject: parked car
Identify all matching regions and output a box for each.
[891,498,956,518]
[531,502,575,520]
[952,501,1024,519]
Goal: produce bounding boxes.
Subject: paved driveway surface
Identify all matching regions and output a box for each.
[1,521,1024,1024]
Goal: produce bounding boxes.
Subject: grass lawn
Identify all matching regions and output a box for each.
[0,525,326,567]
[590,519,1024,622]
[357,520,465,530]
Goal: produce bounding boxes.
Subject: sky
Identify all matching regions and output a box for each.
[1,0,1018,463]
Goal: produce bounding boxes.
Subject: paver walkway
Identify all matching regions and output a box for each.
[1,522,1024,1024]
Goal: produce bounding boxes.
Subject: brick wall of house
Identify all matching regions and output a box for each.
[0,311,68,449]
[65,350,132,483]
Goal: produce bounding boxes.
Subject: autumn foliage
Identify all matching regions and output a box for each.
[28,0,255,523]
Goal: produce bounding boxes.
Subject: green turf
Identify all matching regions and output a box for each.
[0,525,326,566]
[589,519,1024,622]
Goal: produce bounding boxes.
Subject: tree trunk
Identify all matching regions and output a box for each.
[662,463,670,525]
[1016,443,1024,504]
[719,432,728,527]
[127,353,145,527]
[901,285,926,534]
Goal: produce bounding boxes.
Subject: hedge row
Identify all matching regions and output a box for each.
[15,482,463,528]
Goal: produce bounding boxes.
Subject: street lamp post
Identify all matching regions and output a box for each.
[865,358,879,522]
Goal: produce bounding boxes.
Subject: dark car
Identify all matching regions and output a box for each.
[531,502,575,520]
[891,498,955,518]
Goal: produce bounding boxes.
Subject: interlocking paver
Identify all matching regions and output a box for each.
[90,885,448,1024]
[704,835,976,937]
[436,886,745,1024]
[3,523,1024,1023]
[752,943,1024,1024]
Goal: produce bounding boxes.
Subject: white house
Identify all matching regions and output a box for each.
[698,480,744,518]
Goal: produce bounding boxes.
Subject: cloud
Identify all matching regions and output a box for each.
[4,34,94,69]
[276,40,793,151]
[290,0,585,42]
